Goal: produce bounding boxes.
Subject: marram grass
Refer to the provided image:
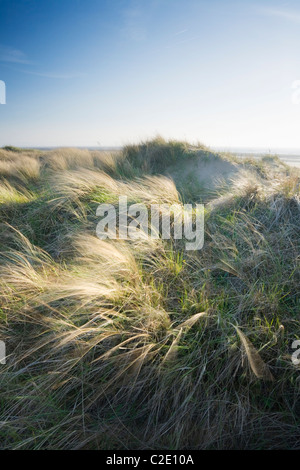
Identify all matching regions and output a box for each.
[0,139,299,449]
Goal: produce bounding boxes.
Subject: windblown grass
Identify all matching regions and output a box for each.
[0,138,299,449]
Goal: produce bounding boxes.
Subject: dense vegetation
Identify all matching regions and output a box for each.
[0,138,299,449]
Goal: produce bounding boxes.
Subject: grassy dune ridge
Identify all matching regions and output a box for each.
[0,138,299,449]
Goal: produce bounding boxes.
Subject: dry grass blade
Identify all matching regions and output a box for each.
[161,329,183,364]
[163,312,208,364]
[175,311,208,330]
[234,325,274,381]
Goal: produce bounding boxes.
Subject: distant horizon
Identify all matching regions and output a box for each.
[7,144,300,156]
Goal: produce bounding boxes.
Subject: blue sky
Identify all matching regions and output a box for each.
[1,0,300,149]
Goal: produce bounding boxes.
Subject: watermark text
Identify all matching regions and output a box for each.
[0,80,6,105]
[96,197,204,251]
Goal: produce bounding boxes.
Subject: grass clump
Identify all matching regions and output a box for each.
[116,136,194,176]
[2,145,23,153]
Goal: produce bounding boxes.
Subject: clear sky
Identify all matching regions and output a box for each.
[1,0,300,149]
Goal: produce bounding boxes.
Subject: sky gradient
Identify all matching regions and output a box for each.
[1,0,300,149]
